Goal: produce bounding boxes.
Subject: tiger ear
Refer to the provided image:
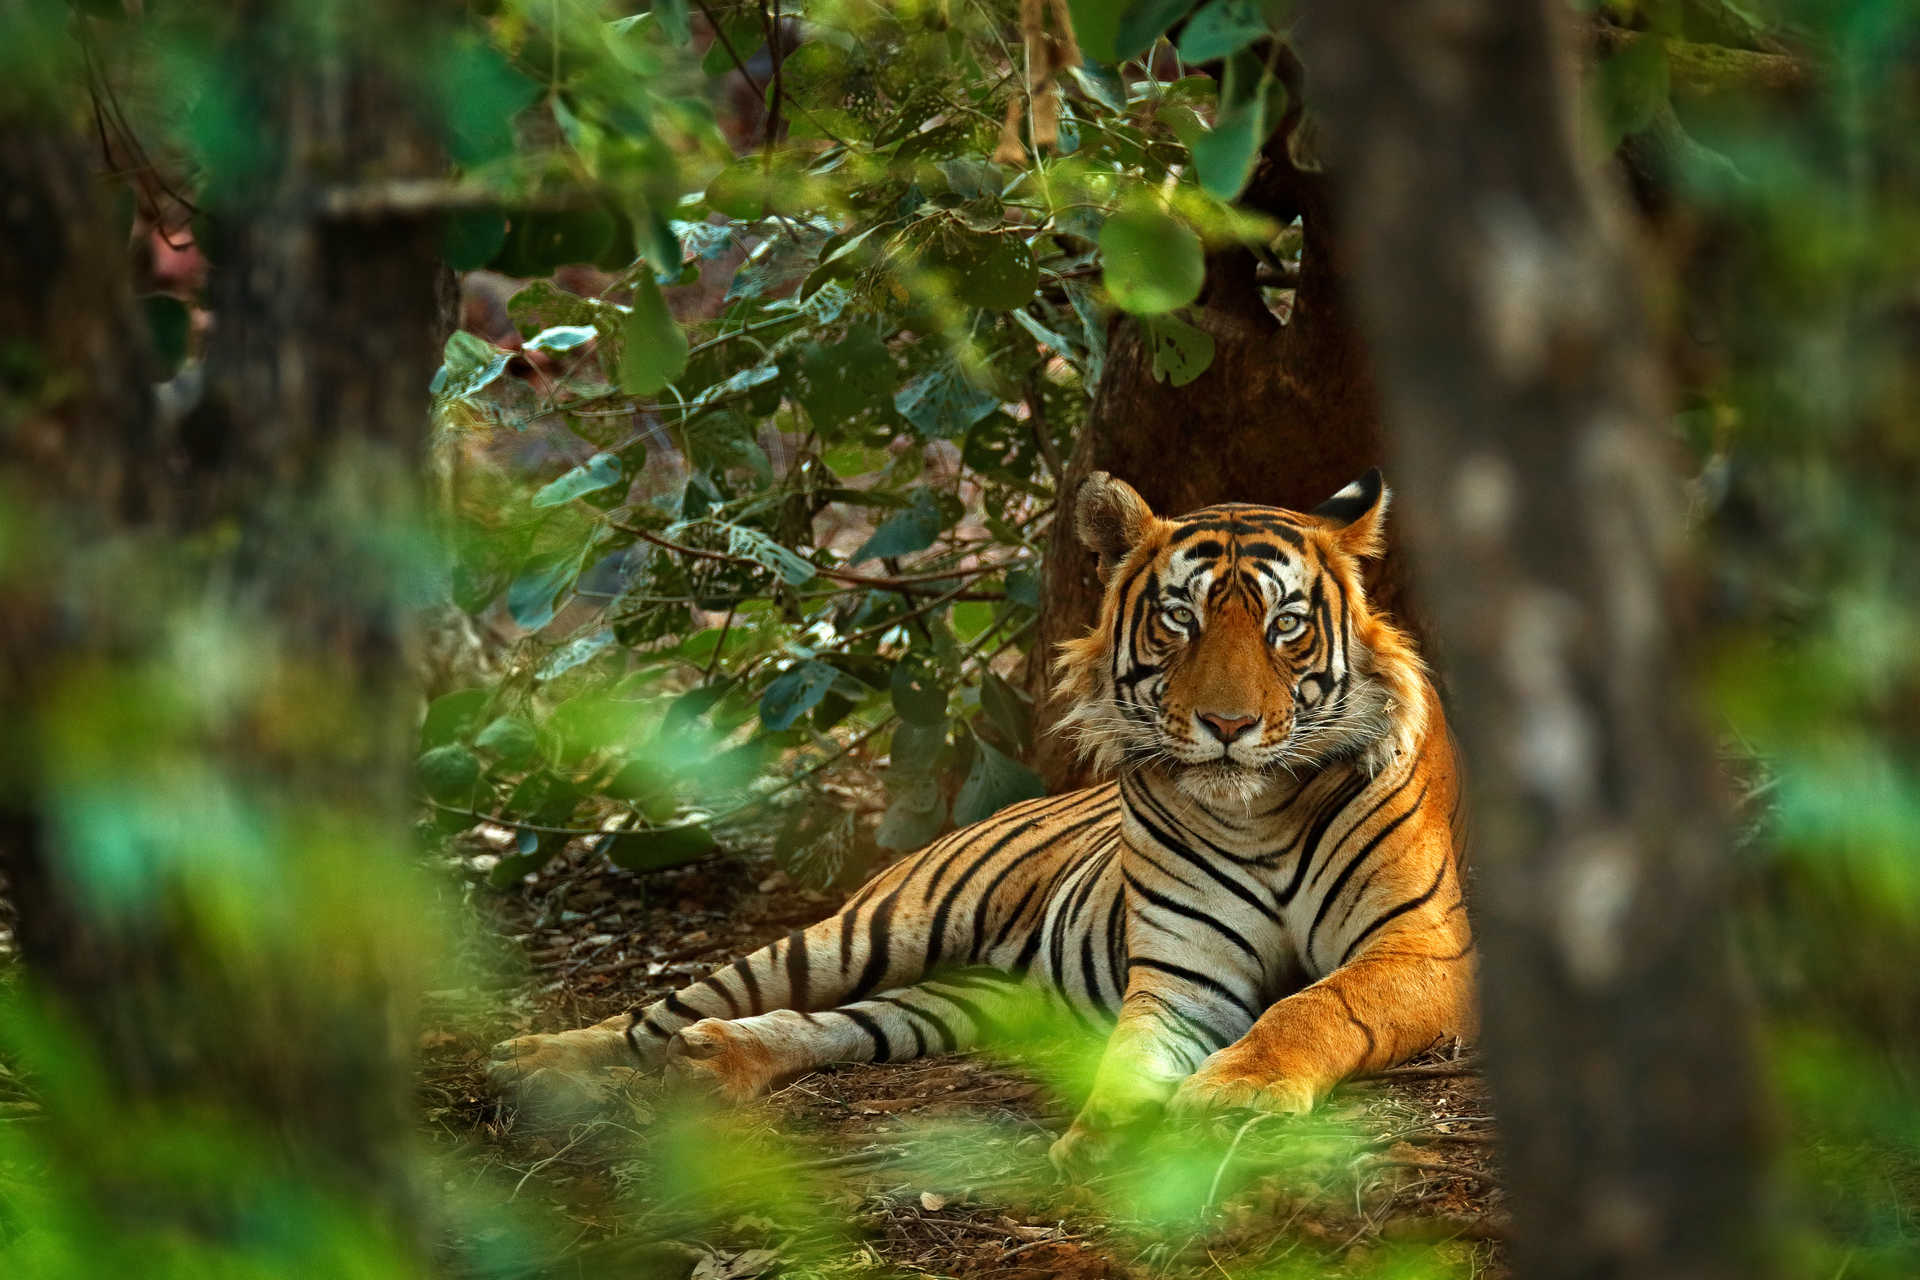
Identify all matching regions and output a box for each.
[1076,472,1153,580]
[1310,468,1389,559]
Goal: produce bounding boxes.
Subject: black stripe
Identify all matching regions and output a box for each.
[784,928,813,1013]
[1133,988,1231,1051]
[1078,931,1102,1008]
[874,994,957,1053]
[930,790,1107,967]
[664,992,703,1022]
[1277,771,1384,905]
[838,1006,893,1061]
[1124,783,1283,926]
[1338,855,1451,966]
[1123,868,1263,964]
[731,956,762,1010]
[701,974,743,1017]
[1104,888,1127,1010]
[1128,956,1259,1021]
[847,892,898,1002]
[1307,785,1429,957]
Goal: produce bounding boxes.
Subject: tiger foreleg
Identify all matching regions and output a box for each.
[666,971,1024,1101]
[1168,942,1476,1116]
[485,1009,659,1110]
[1048,988,1250,1174]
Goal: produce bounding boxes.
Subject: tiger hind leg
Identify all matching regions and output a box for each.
[666,971,1028,1101]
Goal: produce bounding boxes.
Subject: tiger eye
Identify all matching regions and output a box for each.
[1163,604,1196,629]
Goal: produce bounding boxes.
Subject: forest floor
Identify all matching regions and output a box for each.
[423,835,1511,1280]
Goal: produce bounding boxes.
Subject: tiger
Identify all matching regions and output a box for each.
[488,470,1475,1166]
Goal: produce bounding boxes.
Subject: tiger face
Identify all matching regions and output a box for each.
[1055,471,1427,804]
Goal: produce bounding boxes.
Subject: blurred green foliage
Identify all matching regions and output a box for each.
[1,0,1917,1277]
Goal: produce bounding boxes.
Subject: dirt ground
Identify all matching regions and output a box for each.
[422,837,1510,1280]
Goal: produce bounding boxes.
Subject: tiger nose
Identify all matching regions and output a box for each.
[1197,711,1259,743]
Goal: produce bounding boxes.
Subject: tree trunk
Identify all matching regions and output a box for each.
[0,7,447,1254]
[1303,3,1769,1277]
[1029,126,1416,790]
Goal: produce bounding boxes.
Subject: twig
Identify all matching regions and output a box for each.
[1366,1060,1480,1082]
[1204,1112,1280,1212]
[1367,1157,1497,1188]
[759,0,785,151]
[614,520,1016,596]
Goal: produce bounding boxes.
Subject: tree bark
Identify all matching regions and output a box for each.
[0,6,447,1251]
[1302,3,1768,1277]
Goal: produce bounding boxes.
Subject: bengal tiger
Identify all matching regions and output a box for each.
[488,471,1475,1166]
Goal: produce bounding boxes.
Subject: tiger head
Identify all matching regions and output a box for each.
[1054,471,1428,805]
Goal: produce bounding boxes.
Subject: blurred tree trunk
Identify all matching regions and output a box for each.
[1029,118,1416,790]
[1303,3,1769,1277]
[0,3,447,1251]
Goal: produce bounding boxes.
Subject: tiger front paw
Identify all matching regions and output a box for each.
[486,1017,638,1113]
[1167,1051,1319,1118]
[664,1018,783,1102]
[1046,1091,1163,1177]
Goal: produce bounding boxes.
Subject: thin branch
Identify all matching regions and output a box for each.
[613,520,1016,596]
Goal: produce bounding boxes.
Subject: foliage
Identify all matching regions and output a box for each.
[418,0,1292,883]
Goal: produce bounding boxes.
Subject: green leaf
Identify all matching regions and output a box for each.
[1192,50,1274,199]
[705,157,773,220]
[851,487,947,563]
[890,719,948,774]
[1143,314,1217,386]
[435,330,510,400]
[1113,0,1198,62]
[140,294,190,378]
[795,327,896,422]
[1009,307,1080,359]
[653,0,691,46]
[532,452,623,508]
[701,13,764,77]
[1006,565,1040,609]
[421,688,490,750]
[1067,0,1122,64]
[953,739,1046,827]
[891,655,949,725]
[508,281,600,336]
[1100,200,1204,316]
[418,744,482,805]
[717,524,818,585]
[981,671,1035,752]
[876,773,947,851]
[442,209,508,270]
[894,364,1000,439]
[1115,0,1198,62]
[1178,0,1272,63]
[475,715,539,766]
[1597,37,1670,146]
[525,324,598,353]
[760,660,844,731]
[488,848,551,888]
[433,33,541,167]
[606,823,718,871]
[495,207,619,276]
[507,550,579,631]
[618,275,688,395]
[921,228,1039,311]
[536,629,616,680]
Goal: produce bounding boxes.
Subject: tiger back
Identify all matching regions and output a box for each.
[489,470,1475,1165]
